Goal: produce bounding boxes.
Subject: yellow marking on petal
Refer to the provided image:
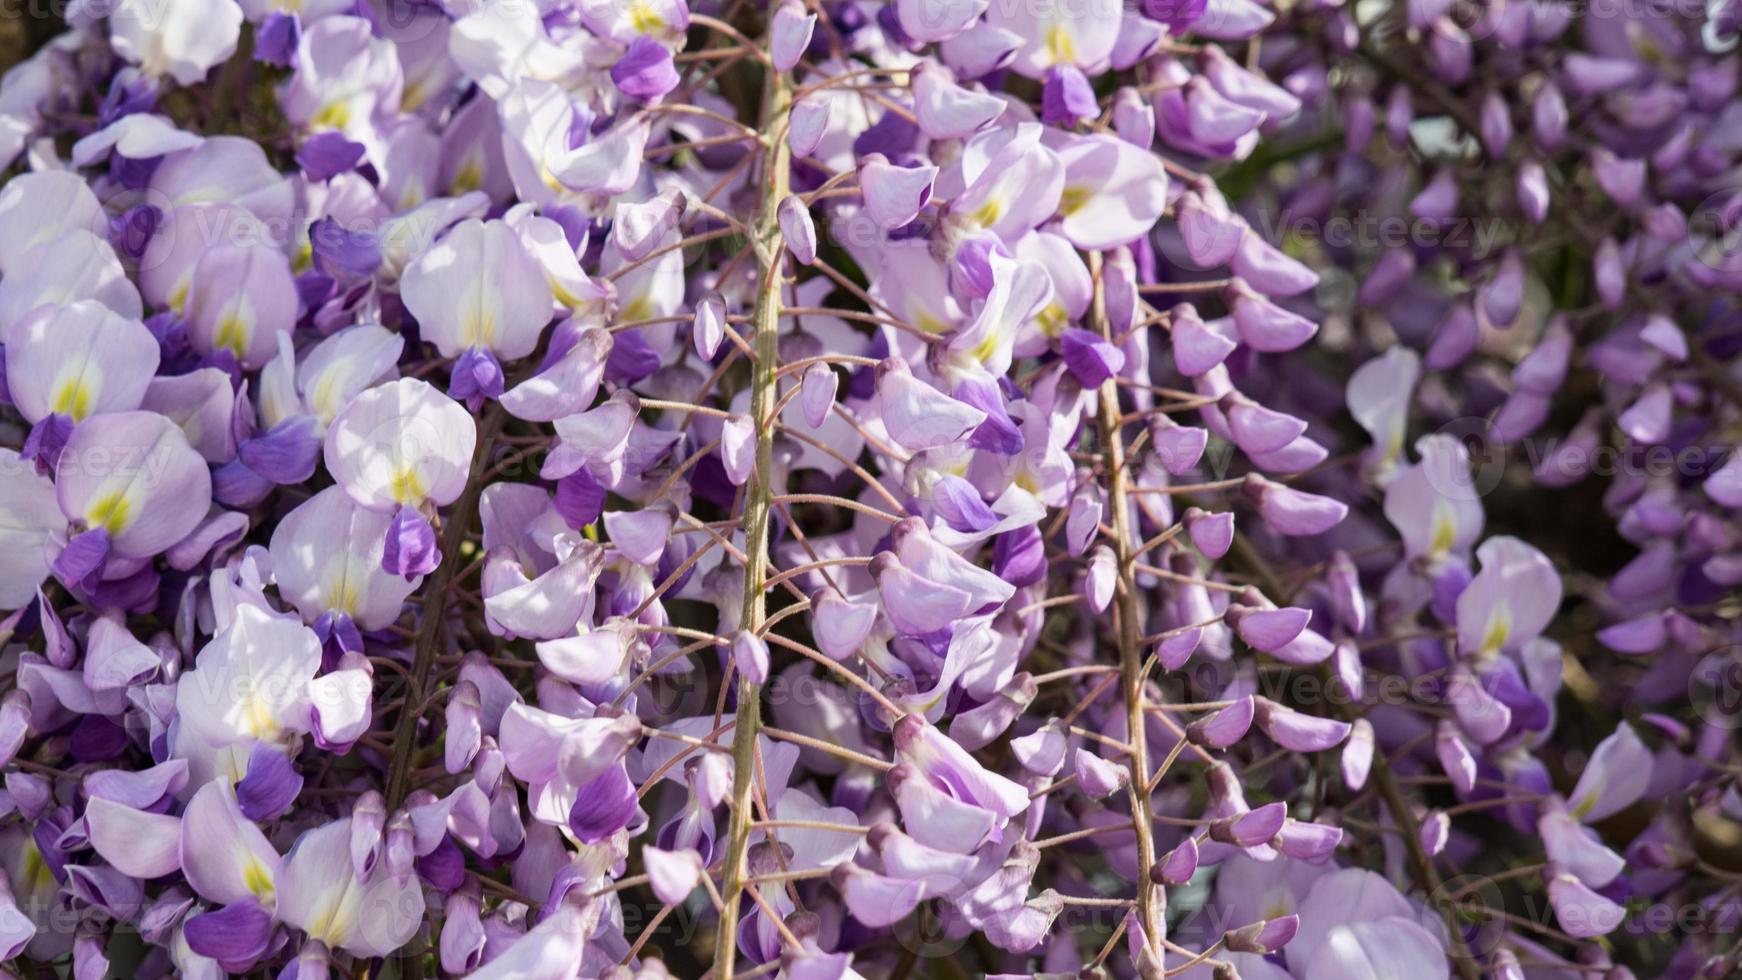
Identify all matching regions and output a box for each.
[87,492,131,535]
[1035,302,1069,339]
[243,855,276,903]
[400,81,427,114]
[324,568,361,618]
[52,378,93,421]
[971,331,1002,366]
[1428,521,1456,557]
[21,841,54,894]
[169,282,190,315]
[628,0,665,32]
[391,466,427,506]
[1384,426,1405,464]
[620,295,653,324]
[1480,612,1510,657]
[553,280,596,310]
[1429,508,1458,557]
[968,199,1003,230]
[305,895,350,947]
[214,313,251,359]
[1630,28,1669,67]
[461,308,497,348]
[916,313,949,336]
[1046,24,1077,64]
[293,241,314,275]
[310,373,342,422]
[242,693,280,741]
[1059,185,1091,217]
[311,102,351,132]
[450,161,483,195]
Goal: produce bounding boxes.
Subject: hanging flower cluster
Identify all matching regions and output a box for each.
[0,0,1734,976]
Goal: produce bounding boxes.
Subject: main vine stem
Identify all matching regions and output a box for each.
[1090,256,1165,959]
[386,405,507,810]
[712,20,792,979]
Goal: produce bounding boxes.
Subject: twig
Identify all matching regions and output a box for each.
[384,406,505,810]
[712,28,794,979]
[1090,253,1166,958]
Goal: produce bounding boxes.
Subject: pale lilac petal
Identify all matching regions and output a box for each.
[860,155,936,230]
[769,1,816,72]
[501,328,611,423]
[644,846,703,906]
[277,818,423,956]
[4,301,159,425]
[403,218,554,360]
[1546,873,1625,938]
[55,411,212,561]
[1565,722,1650,822]
[877,359,985,451]
[323,378,477,510]
[179,779,282,906]
[84,797,182,879]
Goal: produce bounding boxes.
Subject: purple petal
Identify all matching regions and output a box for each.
[1184,508,1234,559]
[1547,872,1625,938]
[1188,695,1254,748]
[799,363,837,428]
[1156,836,1198,885]
[449,346,506,407]
[1275,821,1342,863]
[295,130,363,181]
[1230,605,1310,652]
[383,505,441,579]
[1042,64,1098,127]
[236,743,303,822]
[554,469,606,528]
[769,1,817,72]
[721,414,756,486]
[255,11,301,68]
[612,36,680,101]
[308,216,382,277]
[52,528,112,589]
[183,899,275,963]
[238,415,321,485]
[605,328,661,384]
[859,155,936,230]
[1254,698,1350,751]
[992,525,1046,588]
[644,847,702,906]
[789,99,830,158]
[778,195,818,266]
[1059,327,1126,387]
[932,474,999,534]
[84,796,181,878]
[21,414,75,475]
[569,764,639,844]
[733,630,770,686]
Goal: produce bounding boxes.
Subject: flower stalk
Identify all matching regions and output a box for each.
[385,405,505,811]
[1092,255,1166,953]
[711,19,793,976]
